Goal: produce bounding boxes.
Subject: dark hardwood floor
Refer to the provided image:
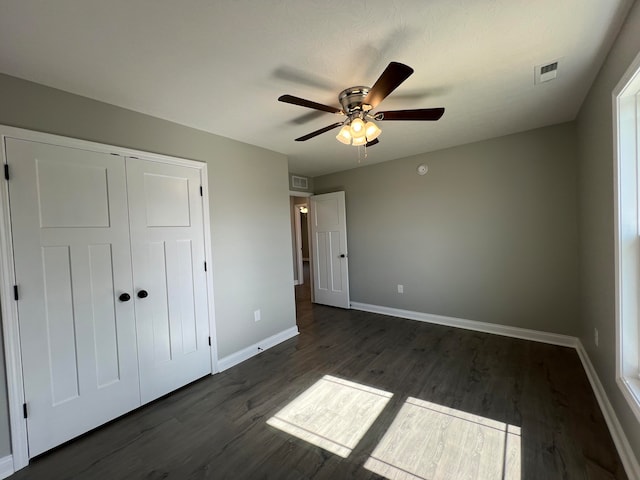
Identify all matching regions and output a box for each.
[9,265,625,479]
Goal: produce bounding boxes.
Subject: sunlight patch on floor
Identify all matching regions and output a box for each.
[267,375,392,458]
[364,397,521,480]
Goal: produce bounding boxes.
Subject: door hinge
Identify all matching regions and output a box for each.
[23,403,27,419]
[204,261,207,272]
[199,186,203,197]
[13,285,18,301]
[208,336,211,346]
[4,164,9,180]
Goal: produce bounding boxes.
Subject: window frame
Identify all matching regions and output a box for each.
[614,48,640,422]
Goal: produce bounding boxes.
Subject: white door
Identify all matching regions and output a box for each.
[126,158,211,404]
[310,192,350,308]
[7,139,140,457]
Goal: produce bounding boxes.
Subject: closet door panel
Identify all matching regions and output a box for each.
[7,139,140,457]
[173,239,198,354]
[126,157,211,404]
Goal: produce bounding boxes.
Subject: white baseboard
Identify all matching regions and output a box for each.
[217,326,299,372]
[350,301,639,479]
[350,302,578,348]
[0,455,13,479]
[576,341,640,479]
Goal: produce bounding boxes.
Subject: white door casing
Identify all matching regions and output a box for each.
[3,133,215,461]
[7,139,141,457]
[310,192,350,308]
[126,157,212,404]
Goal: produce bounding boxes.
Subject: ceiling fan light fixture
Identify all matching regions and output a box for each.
[364,121,381,141]
[336,125,352,144]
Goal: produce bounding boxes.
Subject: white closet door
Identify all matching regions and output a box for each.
[7,139,140,457]
[126,157,211,404]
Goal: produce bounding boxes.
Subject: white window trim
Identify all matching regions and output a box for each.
[614,48,640,423]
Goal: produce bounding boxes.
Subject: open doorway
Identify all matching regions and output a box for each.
[290,194,313,326]
[292,202,307,286]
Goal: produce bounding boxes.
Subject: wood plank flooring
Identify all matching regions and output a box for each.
[9,271,626,479]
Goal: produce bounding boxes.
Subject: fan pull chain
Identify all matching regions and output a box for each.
[356,143,369,163]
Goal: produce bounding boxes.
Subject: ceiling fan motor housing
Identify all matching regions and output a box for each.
[338,86,371,114]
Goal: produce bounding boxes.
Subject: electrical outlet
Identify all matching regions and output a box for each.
[254,309,261,322]
[397,284,404,294]
[594,328,599,347]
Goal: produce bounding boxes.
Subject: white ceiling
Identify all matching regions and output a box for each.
[0,0,634,177]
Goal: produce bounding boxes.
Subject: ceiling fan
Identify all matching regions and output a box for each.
[278,61,445,147]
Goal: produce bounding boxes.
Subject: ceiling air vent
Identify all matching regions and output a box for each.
[291,175,309,190]
[535,60,559,85]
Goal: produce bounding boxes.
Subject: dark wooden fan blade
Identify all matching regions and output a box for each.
[295,122,343,141]
[279,94,341,114]
[363,62,414,109]
[366,138,380,147]
[378,107,445,121]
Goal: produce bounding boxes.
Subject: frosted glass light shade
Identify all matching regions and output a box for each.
[336,125,352,144]
[364,121,381,141]
[352,135,367,146]
[350,118,365,138]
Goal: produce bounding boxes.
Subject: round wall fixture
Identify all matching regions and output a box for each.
[417,164,428,175]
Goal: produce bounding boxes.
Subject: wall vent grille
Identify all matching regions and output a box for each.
[291,175,309,190]
[535,59,560,85]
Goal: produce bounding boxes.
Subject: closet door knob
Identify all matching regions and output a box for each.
[137,290,149,299]
[118,293,131,302]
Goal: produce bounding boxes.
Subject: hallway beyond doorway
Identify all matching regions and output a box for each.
[295,261,312,327]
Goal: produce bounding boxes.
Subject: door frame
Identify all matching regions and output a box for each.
[0,125,219,470]
[289,192,314,302]
[293,202,311,286]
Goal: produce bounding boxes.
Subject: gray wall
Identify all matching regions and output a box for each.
[576,0,640,461]
[0,73,297,457]
[314,123,580,335]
